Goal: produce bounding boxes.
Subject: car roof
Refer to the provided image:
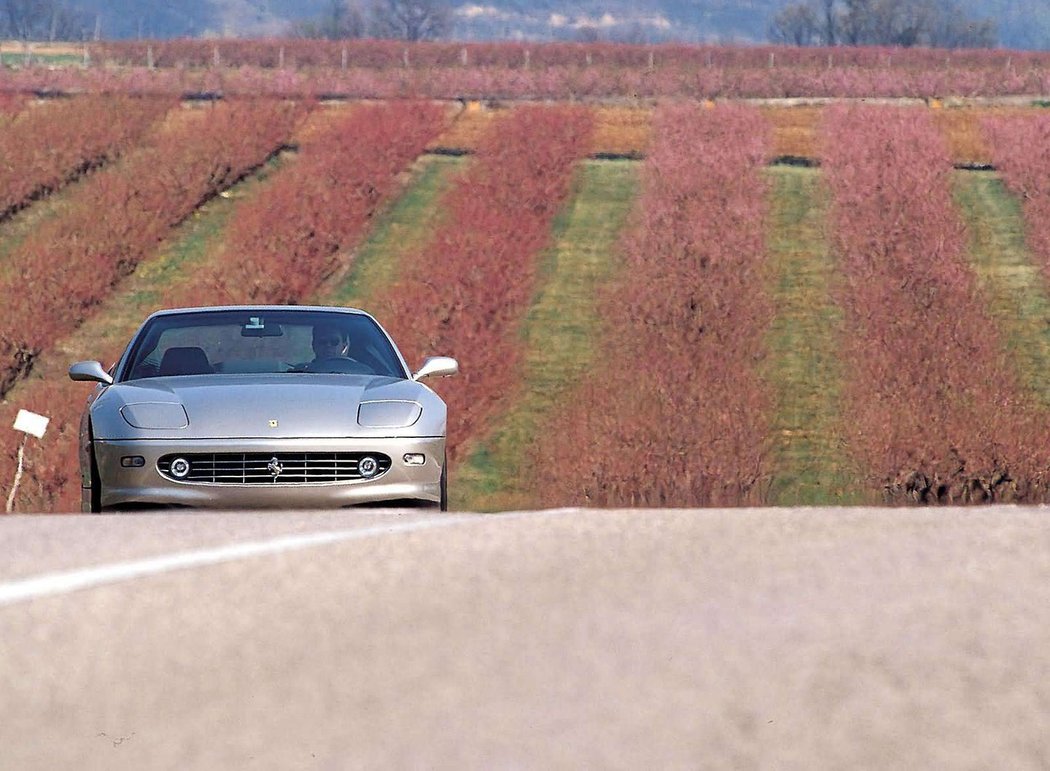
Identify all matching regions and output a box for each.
[144,305,371,319]
[147,306,369,315]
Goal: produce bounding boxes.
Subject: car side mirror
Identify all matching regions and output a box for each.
[69,360,114,385]
[412,356,458,381]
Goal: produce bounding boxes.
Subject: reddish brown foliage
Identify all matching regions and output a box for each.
[0,95,169,220]
[821,105,1050,502]
[0,99,306,400]
[376,105,593,463]
[170,101,447,306]
[0,91,27,116]
[538,104,774,507]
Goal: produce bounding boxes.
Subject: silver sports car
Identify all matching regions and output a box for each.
[69,306,458,512]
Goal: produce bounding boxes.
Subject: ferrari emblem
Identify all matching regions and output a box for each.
[267,456,283,479]
[268,419,278,428]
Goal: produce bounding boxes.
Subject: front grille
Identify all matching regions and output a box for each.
[157,452,392,484]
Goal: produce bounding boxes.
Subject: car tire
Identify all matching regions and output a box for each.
[88,443,103,514]
[440,454,448,512]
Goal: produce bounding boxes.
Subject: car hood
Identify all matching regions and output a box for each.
[89,373,447,440]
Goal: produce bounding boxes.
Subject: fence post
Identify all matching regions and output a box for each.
[5,437,26,513]
[147,44,154,69]
[278,46,284,69]
[403,47,409,68]
[213,44,220,67]
[524,48,530,69]
[461,46,468,66]
[342,46,348,69]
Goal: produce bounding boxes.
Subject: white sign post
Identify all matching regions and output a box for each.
[6,409,49,513]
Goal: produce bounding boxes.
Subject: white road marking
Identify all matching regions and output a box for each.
[0,514,483,607]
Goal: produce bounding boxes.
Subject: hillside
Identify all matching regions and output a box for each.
[52,0,1050,49]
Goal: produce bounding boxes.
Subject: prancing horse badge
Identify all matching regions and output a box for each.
[269,419,279,428]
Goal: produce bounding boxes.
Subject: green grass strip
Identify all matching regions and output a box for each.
[954,170,1050,407]
[454,159,638,511]
[763,167,867,506]
[315,154,465,309]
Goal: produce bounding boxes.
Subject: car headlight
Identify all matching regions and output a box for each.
[357,400,422,428]
[120,403,189,430]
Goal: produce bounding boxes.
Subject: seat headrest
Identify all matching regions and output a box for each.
[159,346,213,376]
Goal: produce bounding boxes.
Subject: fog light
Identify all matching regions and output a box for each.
[403,453,425,466]
[120,456,145,468]
[170,457,191,479]
[359,456,379,478]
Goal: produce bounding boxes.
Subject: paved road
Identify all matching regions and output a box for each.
[2,506,1049,770]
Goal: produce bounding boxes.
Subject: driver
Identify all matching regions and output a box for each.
[311,324,351,361]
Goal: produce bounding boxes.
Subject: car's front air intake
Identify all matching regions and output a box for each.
[157,452,392,484]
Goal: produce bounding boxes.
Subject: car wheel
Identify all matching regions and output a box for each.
[440,454,448,512]
[88,443,103,514]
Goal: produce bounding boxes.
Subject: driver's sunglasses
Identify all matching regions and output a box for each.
[315,337,343,346]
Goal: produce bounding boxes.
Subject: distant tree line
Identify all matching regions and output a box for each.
[0,0,451,43]
[769,0,996,47]
[290,0,451,42]
[1,0,93,41]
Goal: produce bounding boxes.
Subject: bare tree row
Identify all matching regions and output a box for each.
[290,0,451,42]
[1,0,95,41]
[1,0,451,43]
[768,0,996,48]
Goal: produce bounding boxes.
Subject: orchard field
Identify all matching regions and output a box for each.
[1,46,1050,512]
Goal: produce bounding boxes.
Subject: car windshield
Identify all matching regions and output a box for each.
[121,310,408,381]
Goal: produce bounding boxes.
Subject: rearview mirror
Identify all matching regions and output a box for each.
[412,356,458,381]
[69,360,113,385]
[241,318,283,337]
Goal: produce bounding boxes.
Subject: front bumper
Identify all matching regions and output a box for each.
[87,436,445,511]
